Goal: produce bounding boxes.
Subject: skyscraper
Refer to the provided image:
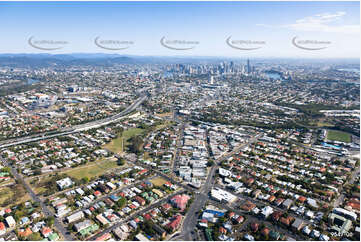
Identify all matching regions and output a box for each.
[209,74,215,85]
[247,59,251,74]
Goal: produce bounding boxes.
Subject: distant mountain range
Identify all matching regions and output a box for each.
[0,53,230,68]
[0,53,359,68]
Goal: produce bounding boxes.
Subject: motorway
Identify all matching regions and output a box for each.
[0,95,148,240]
[1,93,357,241]
[0,95,147,149]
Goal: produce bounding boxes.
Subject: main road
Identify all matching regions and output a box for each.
[0,95,148,149]
[174,133,261,241]
[0,157,75,241]
[0,93,149,240]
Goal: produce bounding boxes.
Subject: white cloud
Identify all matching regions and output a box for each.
[258,12,359,34]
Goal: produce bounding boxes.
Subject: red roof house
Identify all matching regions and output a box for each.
[170,194,190,212]
[166,214,182,231]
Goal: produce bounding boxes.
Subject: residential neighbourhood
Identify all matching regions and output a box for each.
[1,57,359,241]
[0,1,360,240]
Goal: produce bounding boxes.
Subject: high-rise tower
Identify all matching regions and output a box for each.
[247,59,251,74]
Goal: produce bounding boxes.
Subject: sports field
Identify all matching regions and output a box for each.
[327,130,351,143]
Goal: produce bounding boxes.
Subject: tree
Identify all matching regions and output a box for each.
[141,220,156,236]
[46,216,55,226]
[33,168,41,176]
[116,197,127,209]
[117,158,125,166]
[128,136,144,154]
[81,177,90,184]
[207,160,214,167]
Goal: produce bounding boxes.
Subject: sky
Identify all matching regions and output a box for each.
[0,1,359,58]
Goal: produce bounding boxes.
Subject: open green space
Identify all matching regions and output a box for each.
[0,184,30,208]
[0,187,13,205]
[62,158,119,180]
[150,177,168,186]
[316,121,334,127]
[327,130,352,143]
[29,158,121,196]
[103,128,145,154]
[308,120,334,127]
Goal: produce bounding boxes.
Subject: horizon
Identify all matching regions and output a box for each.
[0,52,360,61]
[0,1,359,58]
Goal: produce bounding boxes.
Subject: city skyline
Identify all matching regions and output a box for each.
[0,3,359,240]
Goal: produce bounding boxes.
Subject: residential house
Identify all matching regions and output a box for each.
[282,199,293,209]
[170,194,190,212]
[166,214,182,232]
[291,218,304,231]
[0,222,5,236]
[5,216,16,228]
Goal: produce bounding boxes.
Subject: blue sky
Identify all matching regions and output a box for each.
[0,1,359,58]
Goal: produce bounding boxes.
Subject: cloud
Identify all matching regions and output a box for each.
[258,12,359,34]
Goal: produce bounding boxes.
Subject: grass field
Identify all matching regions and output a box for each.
[63,157,119,180]
[0,185,30,208]
[150,177,168,186]
[316,121,334,127]
[0,187,13,205]
[308,118,334,128]
[29,158,120,195]
[104,128,145,154]
[154,122,172,131]
[28,177,48,195]
[327,130,352,143]
[33,186,47,195]
[156,112,173,117]
[104,135,124,153]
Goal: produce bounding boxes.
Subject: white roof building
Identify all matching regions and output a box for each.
[261,206,274,218]
[210,188,237,203]
[56,177,74,190]
[67,211,84,224]
[333,207,357,221]
[218,168,232,177]
[5,216,16,227]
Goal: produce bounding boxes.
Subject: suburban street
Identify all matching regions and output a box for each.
[0,95,149,241]
[0,95,148,149]
[0,157,75,241]
[172,133,261,241]
[88,189,186,240]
